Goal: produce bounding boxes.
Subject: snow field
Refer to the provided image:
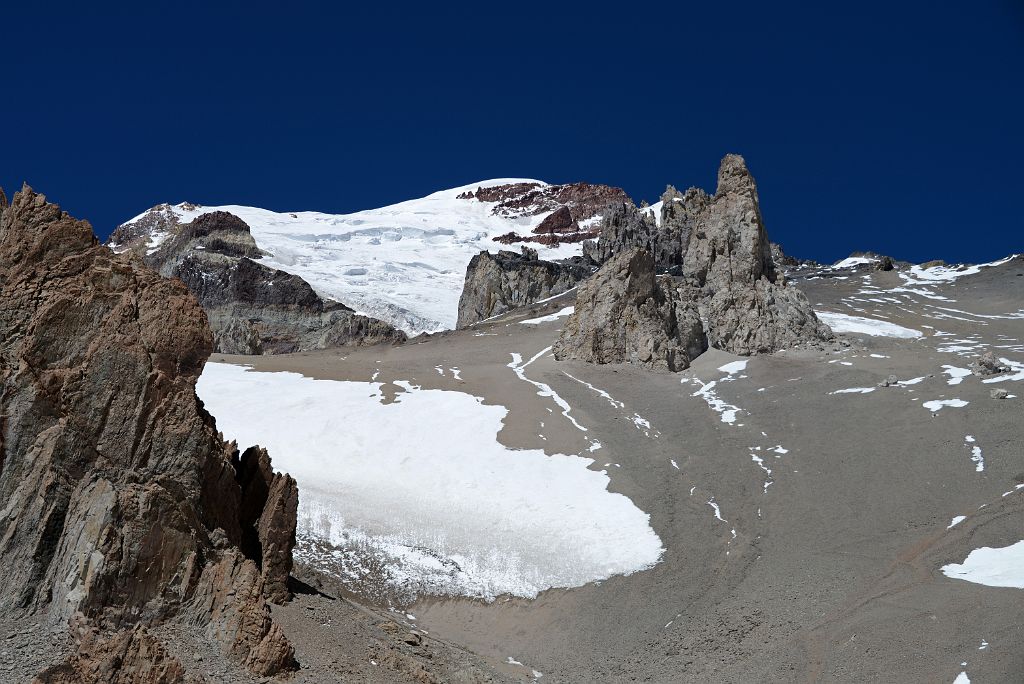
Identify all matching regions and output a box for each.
[120,180,585,335]
[197,362,663,601]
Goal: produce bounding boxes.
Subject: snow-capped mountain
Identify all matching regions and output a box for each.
[111,180,615,334]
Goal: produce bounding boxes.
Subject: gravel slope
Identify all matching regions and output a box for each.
[206,257,1024,683]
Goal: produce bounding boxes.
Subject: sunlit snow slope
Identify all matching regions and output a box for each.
[116,180,586,334]
[197,362,663,601]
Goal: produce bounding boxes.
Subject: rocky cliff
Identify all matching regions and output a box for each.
[1,186,299,679]
[679,154,832,354]
[110,210,406,354]
[456,247,594,328]
[558,155,832,365]
[553,249,706,371]
[582,200,659,265]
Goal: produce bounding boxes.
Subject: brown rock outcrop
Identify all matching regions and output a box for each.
[0,185,297,678]
[35,623,193,684]
[533,206,579,235]
[458,181,628,221]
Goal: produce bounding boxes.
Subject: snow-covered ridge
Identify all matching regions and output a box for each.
[113,179,588,335]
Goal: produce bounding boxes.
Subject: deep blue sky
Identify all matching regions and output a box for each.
[2,2,1021,263]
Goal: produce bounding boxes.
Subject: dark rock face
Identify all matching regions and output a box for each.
[553,249,706,372]
[582,201,659,265]
[583,186,709,272]
[677,155,832,355]
[770,242,820,269]
[654,186,709,270]
[160,210,264,261]
[34,622,190,684]
[456,247,593,328]
[493,228,599,246]
[0,186,297,678]
[108,208,405,354]
[235,446,297,605]
[533,206,578,235]
[106,202,200,256]
[874,255,895,271]
[142,211,406,354]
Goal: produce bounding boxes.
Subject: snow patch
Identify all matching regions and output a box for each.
[942,365,972,385]
[942,540,1024,589]
[196,363,663,601]
[923,399,968,412]
[816,311,923,339]
[519,306,574,325]
[718,360,748,375]
[832,256,879,269]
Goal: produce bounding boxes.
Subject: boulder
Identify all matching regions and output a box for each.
[970,351,1010,376]
[553,249,706,372]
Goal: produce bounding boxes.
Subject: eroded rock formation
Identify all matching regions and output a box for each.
[553,249,706,371]
[559,155,832,365]
[582,201,658,265]
[109,209,406,354]
[654,186,709,270]
[0,186,298,678]
[456,247,593,328]
[678,154,832,354]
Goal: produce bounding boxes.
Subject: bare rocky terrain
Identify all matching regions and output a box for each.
[2,158,1021,683]
[216,254,1023,683]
